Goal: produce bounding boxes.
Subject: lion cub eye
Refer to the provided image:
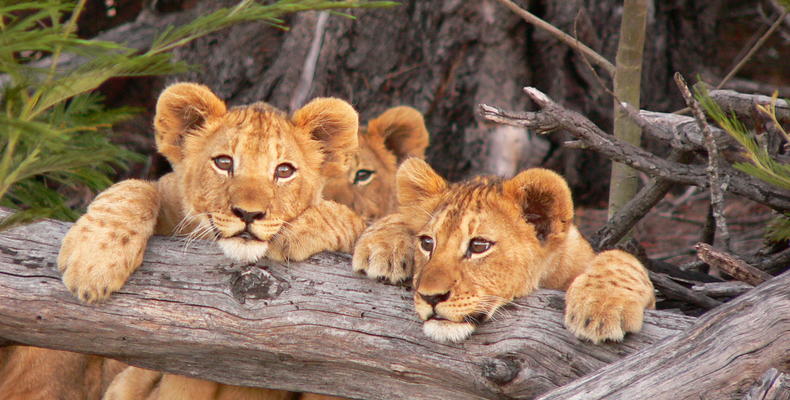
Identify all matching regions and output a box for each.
[212,155,234,174]
[418,235,434,253]
[274,163,297,180]
[353,169,375,185]
[466,237,494,257]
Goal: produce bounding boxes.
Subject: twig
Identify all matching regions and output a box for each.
[289,11,329,113]
[492,0,615,76]
[717,8,788,90]
[691,281,754,298]
[695,243,774,286]
[675,73,731,250]
[648,272,722,310]
[478,90,790,211]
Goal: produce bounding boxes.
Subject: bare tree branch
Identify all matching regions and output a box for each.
[675,73,731,250]
[477,88,790,212]
[695,243,774,286]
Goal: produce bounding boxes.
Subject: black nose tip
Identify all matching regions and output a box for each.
[232,207,265,224]
[419,291,451,307]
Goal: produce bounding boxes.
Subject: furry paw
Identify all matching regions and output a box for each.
[57,216,148,303]
[563,277,650,343]
[352,222,415,284]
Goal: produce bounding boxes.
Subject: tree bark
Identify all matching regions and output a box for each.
[0,213,694,399]
[536,269,790,400]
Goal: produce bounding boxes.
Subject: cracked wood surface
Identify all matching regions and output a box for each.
[0,214,694,399]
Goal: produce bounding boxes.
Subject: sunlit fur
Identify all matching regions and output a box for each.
[354,159,656,344]
[46,83,366,400]
[324,106,429,221]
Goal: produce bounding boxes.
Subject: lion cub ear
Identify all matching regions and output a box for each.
[154,83,227,165]
[367,106,430,163]
[292,98,359,177]
[396,158,447,207]
[504,168,574,242]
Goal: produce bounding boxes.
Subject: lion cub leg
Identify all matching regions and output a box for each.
[58,179,160,303]
[351,213,416,284]
[268,200,365,262]
[564,250,655,343]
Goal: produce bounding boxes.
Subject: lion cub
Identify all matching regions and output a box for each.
[58,83,365,303]
[353,159,655,344]
[324,106,429,221]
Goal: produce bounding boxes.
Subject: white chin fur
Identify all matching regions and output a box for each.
[217,238,269,262]
[422,320,476,343]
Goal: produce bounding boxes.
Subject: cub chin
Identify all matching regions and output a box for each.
[353,158,655,344]
[58,82,365,304]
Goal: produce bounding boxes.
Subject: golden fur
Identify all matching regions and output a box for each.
[1,83,366,400]
[323,106,429,221]
[59,83,365,303]
[353,159,655,344]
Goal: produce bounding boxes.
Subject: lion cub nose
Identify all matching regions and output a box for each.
[419,291,451,307]
[231,207,266,224]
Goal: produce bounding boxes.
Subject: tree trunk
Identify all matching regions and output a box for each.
[0,212,693,399]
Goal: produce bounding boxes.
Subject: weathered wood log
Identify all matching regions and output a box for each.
[536,269,790,400]
[0,215,695,399]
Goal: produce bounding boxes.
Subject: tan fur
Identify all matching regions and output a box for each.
[6,83,365,400]
[353,159,655,344]
[323,106,429,221]
[0,346,127,400]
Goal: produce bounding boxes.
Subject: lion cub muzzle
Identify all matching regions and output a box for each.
[213,206,283,262]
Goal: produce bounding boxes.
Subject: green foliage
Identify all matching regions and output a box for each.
[698,88,790,241]
[0,0,398,229]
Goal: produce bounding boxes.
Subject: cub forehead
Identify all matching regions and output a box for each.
[427,181,516,236]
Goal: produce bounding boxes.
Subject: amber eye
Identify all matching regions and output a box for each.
[418,235,434,253]
[466,237,494,257]
[212,155,234,173]
[274,163,296,180]
[353,169,375,185]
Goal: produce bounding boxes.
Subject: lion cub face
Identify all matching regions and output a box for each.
[397,159,573,343]
[323,106,429,221]
[154,83,358,262]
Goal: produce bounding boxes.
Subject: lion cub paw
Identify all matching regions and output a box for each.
[58,217,148,303]
[352,222,415,284]
[564,279,648,343]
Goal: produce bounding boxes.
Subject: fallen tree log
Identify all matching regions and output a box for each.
[0,214,694,399]
[537,268,790,400]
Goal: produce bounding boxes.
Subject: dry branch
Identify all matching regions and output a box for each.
[0,213,694,400]
[695,243,774,285]
[675,73,731,249]
[691,281,754,298]
[709,89,790,122]
[477,88,790,212]
[647,272,722,310]
[537,269,790,400]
